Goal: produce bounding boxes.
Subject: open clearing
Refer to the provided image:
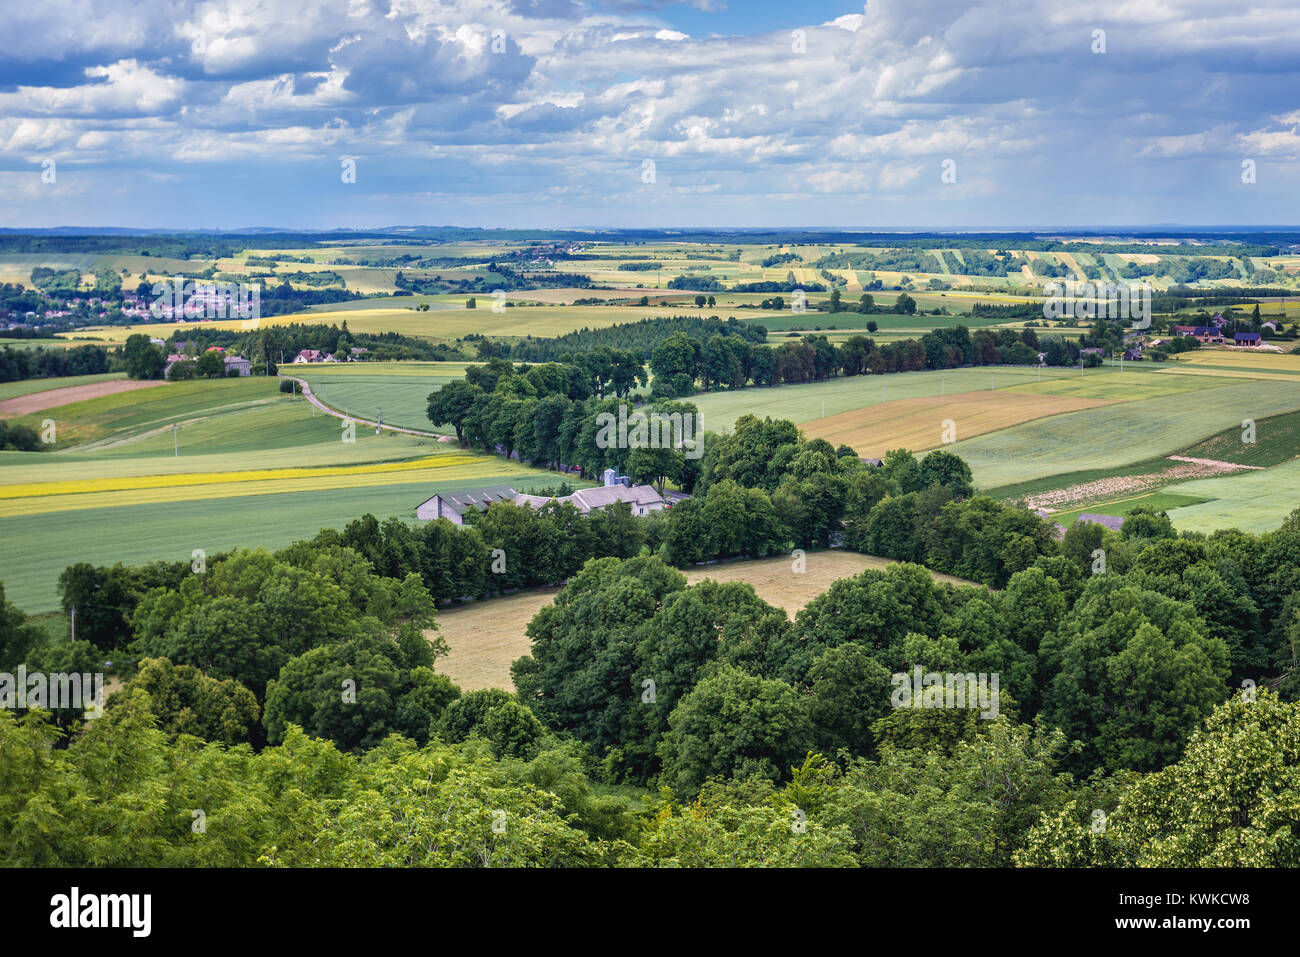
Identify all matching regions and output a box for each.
[799,390,1111,458]
[0,378,164,416]
[434,551,978,691]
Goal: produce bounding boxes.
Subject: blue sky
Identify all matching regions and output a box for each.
[0,0,1297,230]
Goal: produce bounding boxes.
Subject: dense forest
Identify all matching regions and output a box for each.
[2,400,1297,866]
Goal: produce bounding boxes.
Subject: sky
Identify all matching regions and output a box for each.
[0,0,1298,231]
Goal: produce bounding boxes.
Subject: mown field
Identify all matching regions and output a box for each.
[684,354,1300,531]
[801,390,1112,458]
[0,372,126,403]
[690,365,1082,434]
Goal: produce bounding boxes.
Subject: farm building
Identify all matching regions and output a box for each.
[416,485,520,523]
[416,480,668,522]
[1234,332,1263,347]
[1076,513,1125,532]
[562,484,666,516]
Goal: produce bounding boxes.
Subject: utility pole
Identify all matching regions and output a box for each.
[173,422,178,456]
[377,406,383,434]
[70,605,75,643]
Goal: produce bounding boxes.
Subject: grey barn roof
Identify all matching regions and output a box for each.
[436,485,519,515]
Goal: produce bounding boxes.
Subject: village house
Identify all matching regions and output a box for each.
[224,355,252,375]
[293,349,336,363]
[1174,325,1225,344]
[163,353,189,378]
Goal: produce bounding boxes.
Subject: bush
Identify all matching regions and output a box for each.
[0,421,41,451]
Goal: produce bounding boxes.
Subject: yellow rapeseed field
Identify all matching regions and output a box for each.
[0,457,542,518]
[0,453,483,500]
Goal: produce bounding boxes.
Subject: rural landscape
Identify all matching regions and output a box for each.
[5,227,1300,879]
[0,0,1298,930]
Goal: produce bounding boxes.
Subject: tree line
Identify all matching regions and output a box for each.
[0,343,109,384]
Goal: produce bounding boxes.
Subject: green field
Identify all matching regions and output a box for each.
[1164,457,1300,533]
[5,377,286,446]
[951,377,1300,489]
[0,473,569,613]
[1052,492,1209,529]
[289,362,471,434]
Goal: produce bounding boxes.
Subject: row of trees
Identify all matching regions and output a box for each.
[0,343,109,383]
[645,324,1059,398]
